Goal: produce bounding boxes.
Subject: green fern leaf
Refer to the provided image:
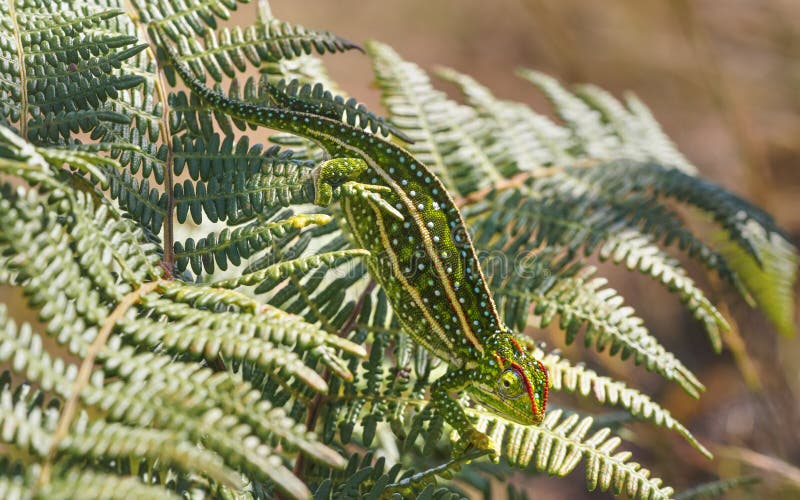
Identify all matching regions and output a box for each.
[40,469,180,500]
[470,408,674,499]
[522,338,711,458]
[367,40,505,196]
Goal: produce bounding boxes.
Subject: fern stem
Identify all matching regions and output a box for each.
[713,297,762,390]
[33,280,165,494]
[7,0,28,139]
[294,281,375,481]
[455,159,597,208]
[145,26,176,274]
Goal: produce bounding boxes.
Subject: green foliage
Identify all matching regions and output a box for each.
[674,475,760,499]
[0,0,796,499]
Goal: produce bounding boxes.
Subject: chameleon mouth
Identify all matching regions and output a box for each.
[478,391,538,426]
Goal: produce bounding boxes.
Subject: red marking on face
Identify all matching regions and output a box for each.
[538,360,549,416]
[493,353,505,369]
[510,361,539,419]
[509,337,523,355]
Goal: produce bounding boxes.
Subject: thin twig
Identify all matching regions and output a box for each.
[143,20,176,275]
[33,280,164,493]
[294,281,376,480]
[8,0,28,139]
[455,160,597,208]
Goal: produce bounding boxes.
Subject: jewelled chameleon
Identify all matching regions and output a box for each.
[159,34,548,458]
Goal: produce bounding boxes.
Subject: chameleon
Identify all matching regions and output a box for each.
[158,32,548,458]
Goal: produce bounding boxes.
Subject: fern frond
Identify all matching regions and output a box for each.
[69,200,162,291]
[171,134,307,182]
[0,124,112,189]
[486,250,703,396]
[86,49,167,232]
[40,468,179,500]
[0,189,115,346]
[470,408,674,499]
[90,376,313,499]
[533,266,703,396]
[0,308,78,399]
[367,41,504,196]
[675,475,759,499]
[172,135,314,227]
[437,67,563,173]
[516,70,620,160]
[162,20,359,81]
[175,213,327,274]
[312,452,404,499]
[0,181,342,497]
[1,4,795,498]
[468,182,729,350]
[116,312,330,392]
[575,84,695,174]
[559,160,797,332]
[106,168,168,233]
[521,339,711,458]
[0,382,56,460]
[134,0,247,37]
[445,70,790,333]
[716,226,797,337]
[0,474,28,500]
[136,287,364,363]
[572,161,785,262]
[62,420,242,488]
[260,256,371,333]
[0,316,322,499]
[0,1,148,142]
[98,344,348,470]
[216,248,369,290]
[383,449,488,498]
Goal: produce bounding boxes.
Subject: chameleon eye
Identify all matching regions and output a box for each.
[496,369,524,399]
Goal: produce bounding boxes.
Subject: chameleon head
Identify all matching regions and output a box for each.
[467,333,549,425]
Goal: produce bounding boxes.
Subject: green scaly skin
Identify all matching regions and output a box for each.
[159,33,549,458]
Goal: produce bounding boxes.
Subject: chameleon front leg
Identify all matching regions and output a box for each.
[431,368,499,460]
[312,157,403,220]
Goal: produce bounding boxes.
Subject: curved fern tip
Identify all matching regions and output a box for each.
[341,37,365,54]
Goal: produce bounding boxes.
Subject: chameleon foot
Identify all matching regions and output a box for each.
[341,181,404,221]
[453,428,499,462]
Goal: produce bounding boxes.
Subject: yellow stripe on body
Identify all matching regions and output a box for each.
[341,194,457,356]
[312,129,486,353]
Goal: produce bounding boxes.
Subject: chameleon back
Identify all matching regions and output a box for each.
[323,141,504,367]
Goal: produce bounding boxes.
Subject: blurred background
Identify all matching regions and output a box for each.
[264,0,800,497]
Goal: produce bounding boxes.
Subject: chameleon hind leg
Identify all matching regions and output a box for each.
[312,158,403,220]
[431,368,499,461]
